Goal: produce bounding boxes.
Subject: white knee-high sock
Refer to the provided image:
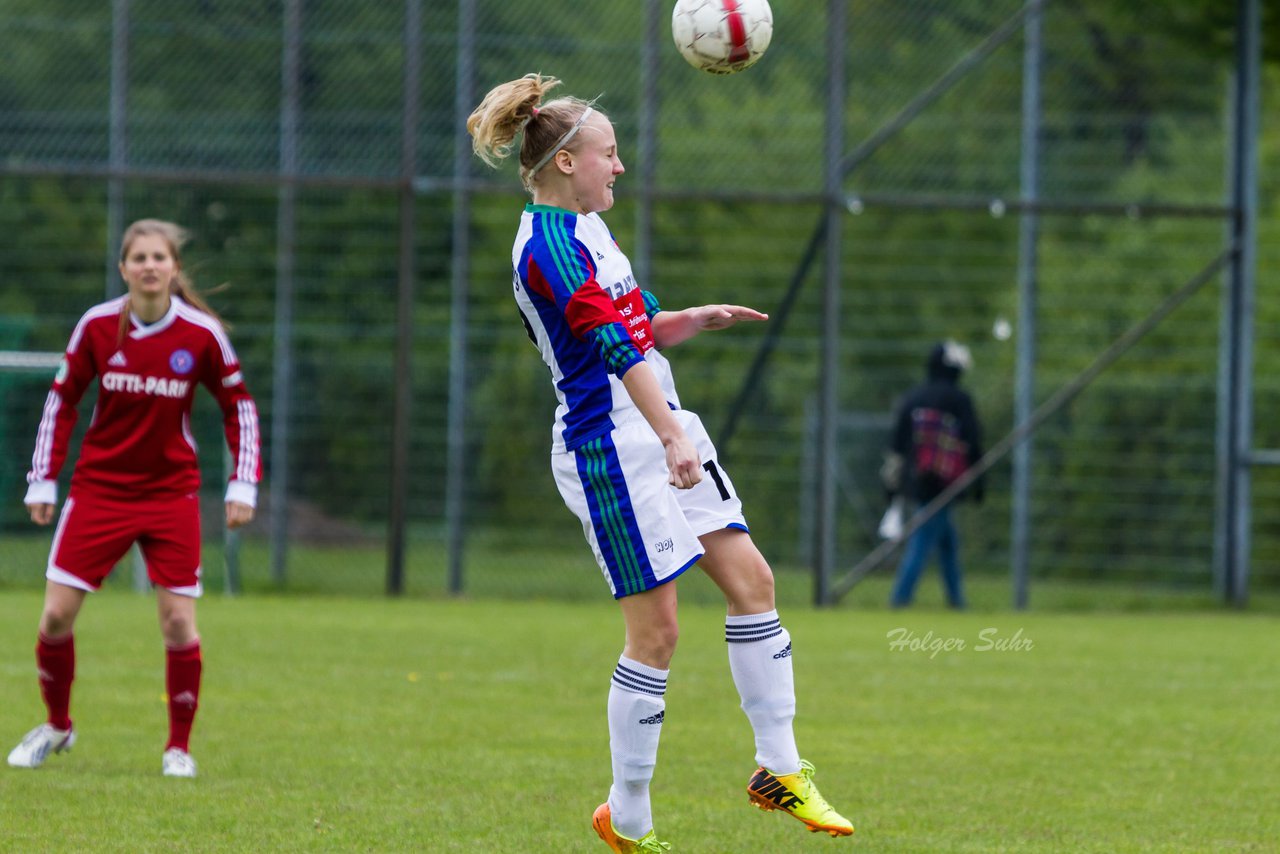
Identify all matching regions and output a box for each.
[607,656,668,840]
[726,610,801,775]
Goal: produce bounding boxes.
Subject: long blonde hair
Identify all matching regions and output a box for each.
[116,219,226,344]
[466,73,601,191]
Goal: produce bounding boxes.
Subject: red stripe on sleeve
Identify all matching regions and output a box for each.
[526,258,556,302]
[565,284,625,340]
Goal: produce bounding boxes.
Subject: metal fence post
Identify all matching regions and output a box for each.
[444,0,476,596]
[815,0,846,607]
[105,0,129,299]
[388,0,423,597]
[634,0,660,288]
[223,445,240,595]
[269,0,302,586]
[106,0,149,594]
[1011,0,1043,610]
[1215,0,1260,607]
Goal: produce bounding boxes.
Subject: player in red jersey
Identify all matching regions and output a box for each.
[7,219,261,779]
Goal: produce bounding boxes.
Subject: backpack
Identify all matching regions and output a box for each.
[910,407,970,487]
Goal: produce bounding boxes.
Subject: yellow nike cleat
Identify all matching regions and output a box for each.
[747,759,855,837]
[592,802,672,852]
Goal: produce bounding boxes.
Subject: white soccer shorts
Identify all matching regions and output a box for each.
[553,409,748,598]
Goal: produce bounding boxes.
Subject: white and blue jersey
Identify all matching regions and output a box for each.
[512,204,679,454]
[512,203,748,599]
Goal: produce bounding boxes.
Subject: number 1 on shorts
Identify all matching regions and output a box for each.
[702,460,731,501]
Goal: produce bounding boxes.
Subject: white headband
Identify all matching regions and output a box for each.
[528,107,594,178]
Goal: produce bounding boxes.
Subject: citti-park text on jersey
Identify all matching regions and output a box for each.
[100,371,191,398]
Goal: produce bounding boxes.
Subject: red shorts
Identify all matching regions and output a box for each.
[47,490,203,597]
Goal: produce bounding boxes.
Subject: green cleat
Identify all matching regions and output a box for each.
[592,802,672,852]
[747,759,855,837]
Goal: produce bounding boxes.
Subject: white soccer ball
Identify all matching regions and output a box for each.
[672,0,774,75]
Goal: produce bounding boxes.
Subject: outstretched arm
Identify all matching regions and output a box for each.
[651,304,768,349]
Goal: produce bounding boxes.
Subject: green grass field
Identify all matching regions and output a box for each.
[1,586,1276,852]
[6,531,1275,611]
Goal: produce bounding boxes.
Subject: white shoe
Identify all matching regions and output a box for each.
[7,724,76,768]
[162,748,197,778]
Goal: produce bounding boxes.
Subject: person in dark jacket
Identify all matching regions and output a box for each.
[882,341,983,609]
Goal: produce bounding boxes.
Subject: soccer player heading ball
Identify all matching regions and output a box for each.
[468,74,854,849]
[8,219,262,779]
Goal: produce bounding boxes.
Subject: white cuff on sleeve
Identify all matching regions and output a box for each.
[24,480,57,506]
[225,480,258,508]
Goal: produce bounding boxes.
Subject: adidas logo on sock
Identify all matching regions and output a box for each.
[170,691,197,707]
[637,711,665,725]
[772,642,793,660]
[108,351,127,367]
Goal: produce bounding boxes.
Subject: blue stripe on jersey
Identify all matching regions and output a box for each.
[521,254,616,449]
[521,210,616,450]
[576,433,655,598]
[533,207,594,301]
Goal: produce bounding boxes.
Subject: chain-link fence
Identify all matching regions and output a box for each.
[1,1,1274,604]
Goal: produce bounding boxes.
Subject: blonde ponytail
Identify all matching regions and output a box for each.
[467,73,600,191]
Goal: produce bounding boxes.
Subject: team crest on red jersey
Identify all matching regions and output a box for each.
[169,349,194,374]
